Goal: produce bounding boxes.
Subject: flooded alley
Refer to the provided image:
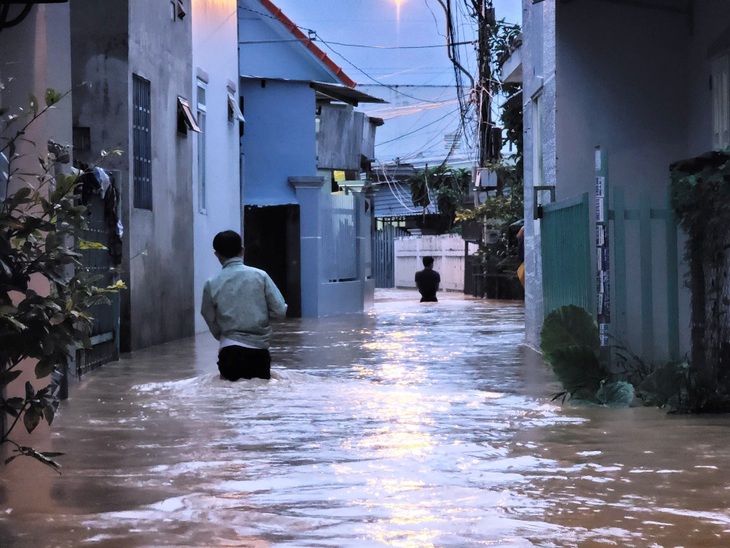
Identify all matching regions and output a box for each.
[2,289,730,547]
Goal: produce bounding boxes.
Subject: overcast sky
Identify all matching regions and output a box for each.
[268,0,522,165]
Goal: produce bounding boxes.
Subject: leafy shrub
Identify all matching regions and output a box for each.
[1,88,122,471]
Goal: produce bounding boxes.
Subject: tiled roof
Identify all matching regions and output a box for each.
[373,182,439,218]
[259,0,357,88]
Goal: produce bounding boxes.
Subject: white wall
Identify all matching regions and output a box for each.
[394,235,468,292]
[192,0,242,333]
[522,0,556,350]
[522,0,721,358]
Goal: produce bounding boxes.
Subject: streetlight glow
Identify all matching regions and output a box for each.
[393,0,405,25]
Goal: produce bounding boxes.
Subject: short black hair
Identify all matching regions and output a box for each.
[213,230,243,259]
[422,256,434,267]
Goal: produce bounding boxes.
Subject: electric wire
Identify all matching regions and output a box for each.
[238,3,449,104]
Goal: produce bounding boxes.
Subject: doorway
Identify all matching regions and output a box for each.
[243,204,301,317]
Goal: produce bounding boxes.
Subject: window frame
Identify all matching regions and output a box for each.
[196,80,207,214]
[132,74,153,210]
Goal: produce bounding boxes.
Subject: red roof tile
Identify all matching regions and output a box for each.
[259,0,357,88]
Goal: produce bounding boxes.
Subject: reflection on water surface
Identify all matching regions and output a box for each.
[2,290,730,547]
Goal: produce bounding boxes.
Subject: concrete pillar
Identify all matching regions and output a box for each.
[289,176,325,317]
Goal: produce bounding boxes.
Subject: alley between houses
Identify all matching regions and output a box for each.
[2,289,730,547]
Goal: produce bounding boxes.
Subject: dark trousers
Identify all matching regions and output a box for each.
[218,345,271,381]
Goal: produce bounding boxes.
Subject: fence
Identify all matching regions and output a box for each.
[609,188,681,362]
[541,193,592,316]
[541,189,683,363]
[69,174,122,396]
[373,224,407,287]
[322,194,358,282]
[394,234,468,291]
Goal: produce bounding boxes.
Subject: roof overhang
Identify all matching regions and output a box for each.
[239,75,387,106]
[554,0,692,14]
[311,82,386,105]
[501,45,522,85]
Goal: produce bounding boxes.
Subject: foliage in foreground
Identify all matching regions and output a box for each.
[670,150,730,411]
[1,87,122,471]
[539,305,704,411]
[540,305,635,408]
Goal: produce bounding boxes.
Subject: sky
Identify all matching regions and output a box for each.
[269,0,522,167]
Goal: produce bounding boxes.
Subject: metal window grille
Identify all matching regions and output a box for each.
[133,75,152,210]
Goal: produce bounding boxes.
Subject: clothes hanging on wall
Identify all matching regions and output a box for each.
[76,164,123,265]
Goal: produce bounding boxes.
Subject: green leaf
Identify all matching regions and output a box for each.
[3,397,25,416]
[77,239,107,250]
[0,368,22,387]
[23,404,41,433]
[43,404,56,425]
[545,345,606,398]
[540,305,609,403]
[34,358,57,379]
[540,305,600,358]
[40,333,55,356]
[28,449,62,472]
[636,361,688,407]
[44,88,63,107]
[596,381,635,408]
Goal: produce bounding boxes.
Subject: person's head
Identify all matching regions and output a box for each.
[422,256,434,268]
[213,230,243,261]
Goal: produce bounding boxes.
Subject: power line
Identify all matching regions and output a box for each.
[313,34,449,104]
[238,38,476,49]
[375,106,462,147]
[237,4,455,104]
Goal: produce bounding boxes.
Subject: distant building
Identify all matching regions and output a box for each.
[518,0,729,360]
[70,0,197,351]
[237,0,385,316]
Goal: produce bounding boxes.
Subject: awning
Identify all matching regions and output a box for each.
[239,75,387,106]
[177,96,201,133]
[310,82,386,106]
[227,91,245,122]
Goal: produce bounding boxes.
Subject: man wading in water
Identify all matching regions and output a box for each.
[201,230,287,380]
[415,255,440,302]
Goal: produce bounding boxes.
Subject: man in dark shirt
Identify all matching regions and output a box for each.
[415,256,440,302]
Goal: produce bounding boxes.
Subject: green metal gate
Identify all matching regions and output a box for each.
[541,192,592,316]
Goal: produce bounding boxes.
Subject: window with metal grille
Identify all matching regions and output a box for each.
[133,75,152,210]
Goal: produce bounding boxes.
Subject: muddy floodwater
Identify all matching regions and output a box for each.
[2,289,730,547]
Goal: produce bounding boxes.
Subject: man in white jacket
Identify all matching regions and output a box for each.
[201,230,287,380]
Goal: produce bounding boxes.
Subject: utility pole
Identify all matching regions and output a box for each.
[479,0,497,164]
[477,1,500,187]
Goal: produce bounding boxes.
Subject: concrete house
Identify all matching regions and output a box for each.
[237,0,385,317]
[519,0,730,361]
[70,0,196,352]
[191,0,244,334]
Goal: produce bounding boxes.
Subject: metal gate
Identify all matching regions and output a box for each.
[373,224,407,288]
[541,192,592,316]
[74,172,121,379]
[541,188,683,363]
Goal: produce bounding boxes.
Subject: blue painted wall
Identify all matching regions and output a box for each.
[240,79,316,205]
